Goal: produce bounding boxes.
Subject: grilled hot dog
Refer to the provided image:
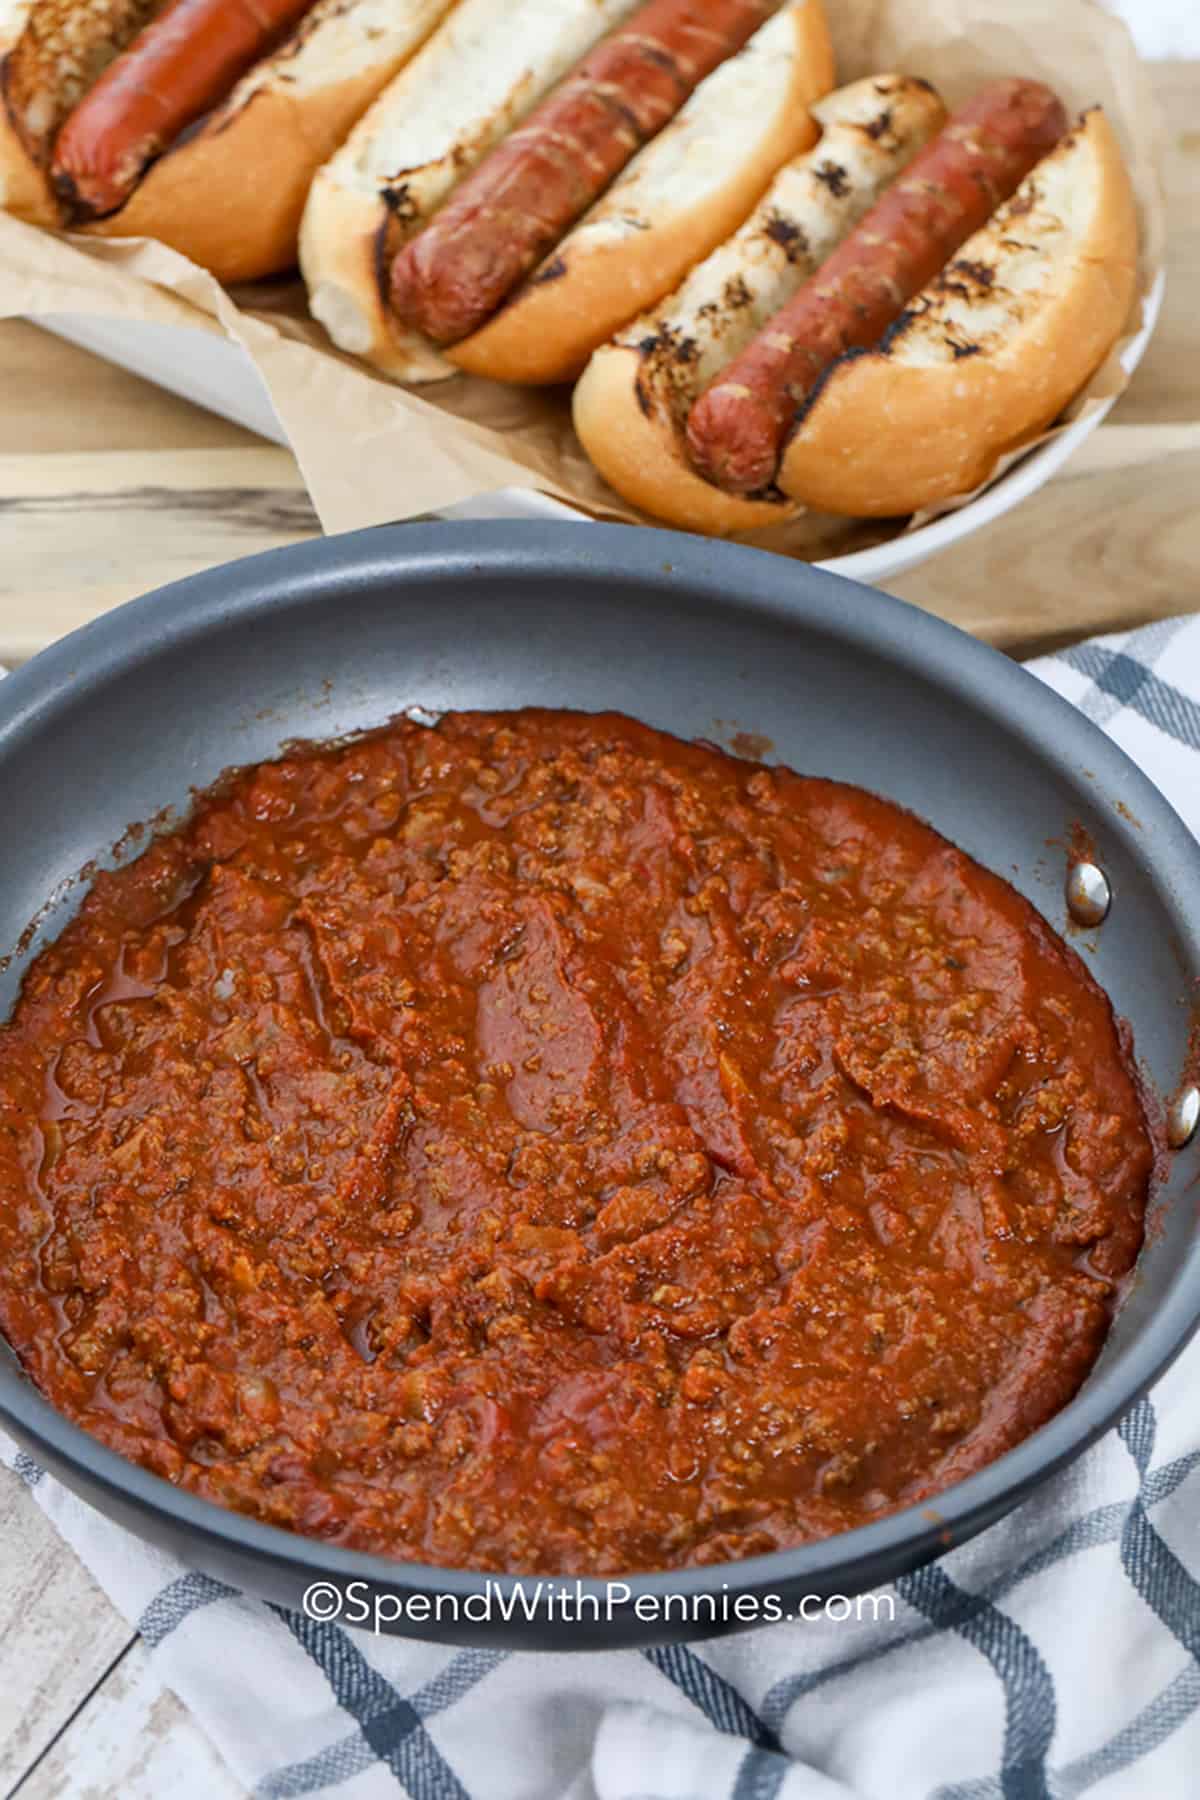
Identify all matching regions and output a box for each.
[51,0,316,215]
[685,77,1069,496]
[299,0,644,383]
[572,74,947,535]
[0,0,455,278]
[774,108,1139,517]
[445,0,833,386]
[387,0,783,346]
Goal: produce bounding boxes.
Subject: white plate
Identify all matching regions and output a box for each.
[37,272,1163,586]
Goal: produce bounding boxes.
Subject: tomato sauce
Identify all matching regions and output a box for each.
[0,711,1152,1573]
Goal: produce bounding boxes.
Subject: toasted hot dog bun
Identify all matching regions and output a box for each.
[0,0,50,222]
[79,0,459,282]
[777,107,1139,516]
[572,74,946,535]
[0,0,161,224]
[448,0,835,387]
[299,0,641,384]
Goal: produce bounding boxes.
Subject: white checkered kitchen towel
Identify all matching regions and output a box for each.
[3,613,1200,1800]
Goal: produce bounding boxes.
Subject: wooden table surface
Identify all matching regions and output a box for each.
[0,59,1197,1800]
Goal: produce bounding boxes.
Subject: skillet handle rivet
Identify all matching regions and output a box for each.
[1167,1086,1200,1151]
[1065,861,1111,927]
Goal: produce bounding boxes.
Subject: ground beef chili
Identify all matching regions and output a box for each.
[0,711,1153,1574]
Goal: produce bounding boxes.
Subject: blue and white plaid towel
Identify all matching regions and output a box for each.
[4,615,1200,1800]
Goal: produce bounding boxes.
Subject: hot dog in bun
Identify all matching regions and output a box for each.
[0,0,460,280]
[299,0,646,384]
[387,0,804,348]
[445,0,835,385]
[775,107,1139,517]
[301,0,834,384]
[576,78,1139,529]
[572,74,948,534]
